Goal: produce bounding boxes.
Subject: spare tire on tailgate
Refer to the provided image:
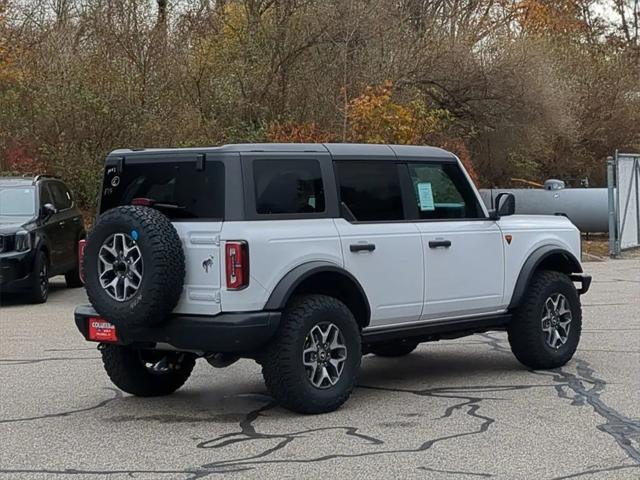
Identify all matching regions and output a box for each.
[84,205,185,327]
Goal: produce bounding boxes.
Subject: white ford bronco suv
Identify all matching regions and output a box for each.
[75,143,591,414]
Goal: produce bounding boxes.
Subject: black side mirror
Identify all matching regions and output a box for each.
[42,203,57,218]
[490,193,515,220]
[489,193,516,220]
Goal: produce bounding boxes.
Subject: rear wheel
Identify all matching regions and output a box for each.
[261,295,361,414]
[28,250,49,304]
[508,270,582,369]
[370,341,419,357]
[101,345,195,396]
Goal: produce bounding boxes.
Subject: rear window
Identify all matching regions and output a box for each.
[100,160,225,219]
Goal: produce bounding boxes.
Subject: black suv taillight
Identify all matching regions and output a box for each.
[225,241,249,290]
[78,239,87,283]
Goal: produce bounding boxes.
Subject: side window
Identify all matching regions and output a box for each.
[49,182,72,210]
[407,163,482,219]
[336,162,404,221]
[39,183,53,207]
[253,159,325,215]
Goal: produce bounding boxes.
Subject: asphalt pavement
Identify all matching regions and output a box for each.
[0,259,638,479]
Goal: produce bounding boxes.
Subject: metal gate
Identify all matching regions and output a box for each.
[608,151,640,256]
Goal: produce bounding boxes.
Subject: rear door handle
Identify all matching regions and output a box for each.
[428,240,451,248]
[59,221,66,226]
[350,243,376,253]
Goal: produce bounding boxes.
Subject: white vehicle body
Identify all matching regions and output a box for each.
[76,143,592,415]
[81,142,590,350]
[177,214,580,321]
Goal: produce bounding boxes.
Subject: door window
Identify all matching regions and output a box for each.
[336,162,404,221]
[253,159,325,215]
[39,184,53,207]
[49,182,72,210]
[407,163,483,219]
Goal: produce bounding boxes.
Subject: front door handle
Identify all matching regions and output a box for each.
[350,243,376,253]
[428,240,451,249]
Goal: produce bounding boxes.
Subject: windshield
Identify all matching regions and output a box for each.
[0,186,36,216]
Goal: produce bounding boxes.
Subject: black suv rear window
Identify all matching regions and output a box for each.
[101,160,225,219]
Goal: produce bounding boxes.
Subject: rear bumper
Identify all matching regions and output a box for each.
[74,304,281,354]
[570,273,592,295]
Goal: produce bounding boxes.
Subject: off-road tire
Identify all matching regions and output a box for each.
[83,206,184,327]
[508,270,582,369]
[261,295,361,414]
[370,341,419,357]
[101,345,195,397]
[28,250,49,304]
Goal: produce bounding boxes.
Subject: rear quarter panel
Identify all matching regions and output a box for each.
[219,219,343,312]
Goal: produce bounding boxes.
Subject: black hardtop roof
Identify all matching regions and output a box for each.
[108,143,456,160]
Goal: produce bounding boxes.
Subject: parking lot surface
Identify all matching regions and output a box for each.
[0,259,638,479]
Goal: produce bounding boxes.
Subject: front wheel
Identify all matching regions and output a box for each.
[261,295,361,414]
[101,345,195,396]
[28,250,49,304]
[508,270,582,369]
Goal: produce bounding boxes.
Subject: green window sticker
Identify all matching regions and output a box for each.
[417,182,435,211]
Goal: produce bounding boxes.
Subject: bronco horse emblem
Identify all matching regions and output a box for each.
[202,256,215,273]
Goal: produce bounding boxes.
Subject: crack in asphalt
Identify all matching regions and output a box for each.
[551,464,640,479]
[186,382,569,475]
[418,466,493,477]
[533,359,640,464]
[476,333,640,465]
[0,388,122,424]
[0,356,99,365]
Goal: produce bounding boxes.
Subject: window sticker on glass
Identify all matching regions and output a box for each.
[417,182,435,211]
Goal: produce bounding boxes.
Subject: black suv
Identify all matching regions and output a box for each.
[0,175,86,303]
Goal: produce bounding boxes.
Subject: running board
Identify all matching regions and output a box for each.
[362,313,512,345]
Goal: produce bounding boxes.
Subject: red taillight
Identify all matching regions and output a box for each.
[78,239,87,283]
[225,241,249,290]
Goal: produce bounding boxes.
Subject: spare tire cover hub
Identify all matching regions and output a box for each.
[98,232,144,302]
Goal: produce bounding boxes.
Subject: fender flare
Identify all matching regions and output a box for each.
[264,261,371,319]
[508,245,582,309]
[34,232,50,260]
